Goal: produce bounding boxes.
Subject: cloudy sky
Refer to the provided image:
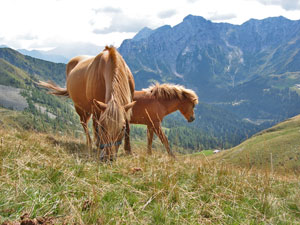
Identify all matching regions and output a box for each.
[1,0,300,50]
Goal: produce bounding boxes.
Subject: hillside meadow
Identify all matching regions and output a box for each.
[0,123,299,224]
[213,114,300,173]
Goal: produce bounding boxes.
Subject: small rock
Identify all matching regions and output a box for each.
[131,167,142,173]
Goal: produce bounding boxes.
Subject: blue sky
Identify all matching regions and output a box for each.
[0,0,299,50]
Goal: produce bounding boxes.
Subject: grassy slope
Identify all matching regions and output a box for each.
[214,115,300,172]
[0,58,30,88]
[0,48,66,86]
[0,125,299,224]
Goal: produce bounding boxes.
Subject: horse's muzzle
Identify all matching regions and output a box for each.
[188,116,195,122]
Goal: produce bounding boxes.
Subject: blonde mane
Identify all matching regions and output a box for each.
[99,97,125,139]
[106,46,132,104]
[93,47,134,157]
[143,83,199,105]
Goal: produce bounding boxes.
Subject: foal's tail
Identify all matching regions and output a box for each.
[37,81,69,97]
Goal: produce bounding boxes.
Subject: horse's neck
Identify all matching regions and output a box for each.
[103,73,121,104]
[104,72,113,103]
[162,98,181,115]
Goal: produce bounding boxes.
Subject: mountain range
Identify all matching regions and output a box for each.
[3,43,105,64]
[118,15,300,123]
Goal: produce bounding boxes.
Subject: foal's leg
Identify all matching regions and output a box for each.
[147,126,154,155]
[75,106,92,149]
[153,122,175,158]
[124,120,132,155]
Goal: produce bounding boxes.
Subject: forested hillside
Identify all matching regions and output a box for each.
[0,48,66,86]
[0,48,80,135]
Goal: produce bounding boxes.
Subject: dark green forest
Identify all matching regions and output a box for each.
[20,85,80,134]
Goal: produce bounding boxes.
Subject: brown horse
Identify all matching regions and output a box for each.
[126,83,198,157]
[38,46,135,161]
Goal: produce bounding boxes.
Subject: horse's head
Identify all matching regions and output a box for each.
[93,99,135,161]
[178,98,198,123]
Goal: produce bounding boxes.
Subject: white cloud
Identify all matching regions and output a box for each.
[16,33,38,41]
[93,14,153,34]
[0,0,300,50]
[208,12,237,21]
[157,10,177,19]
[255,0,300,10]
[93,7,122,14]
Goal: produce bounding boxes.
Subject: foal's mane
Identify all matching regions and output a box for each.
[143,83,198,105]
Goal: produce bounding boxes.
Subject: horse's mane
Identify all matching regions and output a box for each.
[143,83,198,105]
[100,46,133,122]
[105,46,132,107]
[99,97,125,140]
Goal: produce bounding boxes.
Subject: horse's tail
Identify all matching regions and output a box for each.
[37,81,69,97]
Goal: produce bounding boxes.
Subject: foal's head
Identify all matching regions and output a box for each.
[144,83,199,123]
[93,98,135,161]
[178,98,198,122]
[178,90,198,123]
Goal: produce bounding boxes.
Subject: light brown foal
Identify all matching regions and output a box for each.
[126,83,198,157]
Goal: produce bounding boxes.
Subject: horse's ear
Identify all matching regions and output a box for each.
[124,101,136,112]
[93,99,107,112]
[192,98,199,105]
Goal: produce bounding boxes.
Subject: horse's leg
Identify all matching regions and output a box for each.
[75,106,92,150]
[153,122,175,158]
[124,120,132,155]
[147,125,154,155]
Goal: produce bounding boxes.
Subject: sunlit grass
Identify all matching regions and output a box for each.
[191,150,214,156]
[0,127,299,224]
[214,114,300,173]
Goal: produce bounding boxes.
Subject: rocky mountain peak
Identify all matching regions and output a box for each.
[132,27,153,41]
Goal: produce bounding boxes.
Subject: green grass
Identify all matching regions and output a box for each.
[191,150,214,156]
[0,58,30,88]
[0,47,66,86]
[0,107,81,136]
[268,72,300,90]
[214,115,300,173]
[0,126,299,224]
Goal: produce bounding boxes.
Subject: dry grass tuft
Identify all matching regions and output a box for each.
[0,127,299,224]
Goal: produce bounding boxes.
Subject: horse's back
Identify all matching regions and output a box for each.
[66,50,110,112]
[66,55,95,112]
[85,51,109,103]
[65,47,134,113]
[66,55,93,77]
[131,91,161,124]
